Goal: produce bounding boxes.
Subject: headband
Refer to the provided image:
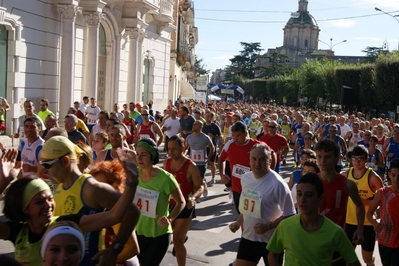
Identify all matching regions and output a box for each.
[41,225,85,259]
[137,141,157,158]
[22,178,51,210]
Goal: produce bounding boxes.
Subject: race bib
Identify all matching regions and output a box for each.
[239,188,262,219]
[232,164,250,179]
[281,129,288,135]
[296,129,302,134]
[19,126,25,139]
[191,149,205,162]
[133,186,160,218]
[140,134,151,140]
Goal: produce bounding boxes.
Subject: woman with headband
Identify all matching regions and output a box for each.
[0,148,139,265]
[41,221,85,266]
[134,138,185,265]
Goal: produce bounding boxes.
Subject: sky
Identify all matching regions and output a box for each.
[194,0,399,72]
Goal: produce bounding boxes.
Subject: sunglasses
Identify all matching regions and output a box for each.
[40,154,68,169]
[141,114,149,116]
[268,126,277,129]
[351,157,365,162]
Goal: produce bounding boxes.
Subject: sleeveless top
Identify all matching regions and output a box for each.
[318,174,348,228]
[165,157,193,205]
[346,168,374,225]
[14,217,58,265]
[122,118,135,142]
[53,174,104,266]
[139,121,156,142]
[378,186,399,248]
[280,123,291,140]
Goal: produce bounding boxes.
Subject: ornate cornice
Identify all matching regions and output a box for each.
[57,5,82,21]
[125,27,146,42]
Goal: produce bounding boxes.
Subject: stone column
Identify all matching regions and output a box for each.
[83,12,103,99]
[136,31,146,103]
[57,4,81,120]
[125,28,140,102]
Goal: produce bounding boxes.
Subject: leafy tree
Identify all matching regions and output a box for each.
[361,46,384,62]
[194,55,210,76]
[228,42,263,79]
[257,52,293,78]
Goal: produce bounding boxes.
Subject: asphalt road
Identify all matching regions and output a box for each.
[0,144,382,265]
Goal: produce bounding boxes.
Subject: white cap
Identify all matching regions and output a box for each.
[251,114,258,119]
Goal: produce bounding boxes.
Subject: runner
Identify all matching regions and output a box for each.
[164,135,203,266]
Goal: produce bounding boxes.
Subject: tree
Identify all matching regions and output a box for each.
[194,55,210,76]
[227,42,263,79]
[257,52,293,78]
[361,46,384,62]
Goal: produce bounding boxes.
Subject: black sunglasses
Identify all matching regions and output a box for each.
[40,154,68,169]
[141,114,149,116]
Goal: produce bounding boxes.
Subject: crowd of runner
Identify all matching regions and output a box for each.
[0,96,398,266]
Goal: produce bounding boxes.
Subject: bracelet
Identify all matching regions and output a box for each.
[125,179,139,188]
[1,149,6,153]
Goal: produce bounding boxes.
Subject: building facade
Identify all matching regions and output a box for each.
[0,0,196,134]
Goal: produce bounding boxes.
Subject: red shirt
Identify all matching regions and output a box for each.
[318,173,348,228]
[219,138,261,193]
[139,121,156,141]
[122,118,135,143]
[259,133,288,163]
[165,158,193,205]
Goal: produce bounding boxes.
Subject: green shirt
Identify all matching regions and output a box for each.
[37,109,54,122]
[267,215,358,265]
[135,168,179,238]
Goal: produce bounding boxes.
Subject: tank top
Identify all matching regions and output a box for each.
[346,168,374,225]
[318,174,348,228]
[165,157,193,205]
[378,186,399,248]
[280,123,291,140]
[53,174,104,266]
[122,118,135,143]
[139,121,156,142]
[14,217,58,265]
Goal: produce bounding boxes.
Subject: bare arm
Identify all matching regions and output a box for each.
[153,123,164,147]
[367,190,382,232]
[166,187,186,222]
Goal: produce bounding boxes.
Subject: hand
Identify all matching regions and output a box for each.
[229,222,240,233]
[187,197,196,209]
[220,174,231,185]
[13,133,18,138]
[254,223,268,235]
[0,149,18,181]
[373,222,383,232]
[91,247,118,266]
[157,215,171,227]
[208,133,214,138]
[388,153,394,158]
[351,229,364,245]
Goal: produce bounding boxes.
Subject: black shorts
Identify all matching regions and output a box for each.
[378,244,399,265]
[237,238,283,265]
[207,147,217,162]
[331,251,346,266]
[345,224,376,252]
[169,205,196,219]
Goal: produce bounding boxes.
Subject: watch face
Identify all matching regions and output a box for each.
[113,243,123,253]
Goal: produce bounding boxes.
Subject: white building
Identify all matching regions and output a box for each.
[0,0,196,134]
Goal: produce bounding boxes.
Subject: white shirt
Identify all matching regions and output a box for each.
[163,117,181,138]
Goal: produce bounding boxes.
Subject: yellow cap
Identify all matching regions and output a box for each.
[41,136,82,160]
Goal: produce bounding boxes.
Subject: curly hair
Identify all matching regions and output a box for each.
[89,160,126,192]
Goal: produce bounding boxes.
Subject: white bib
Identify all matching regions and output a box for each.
[133,186,160,218]
[239,187,262,219]
[191,149,205,162]
[281,129,288,135]
[232,164,250,179]
[140,134,151,140]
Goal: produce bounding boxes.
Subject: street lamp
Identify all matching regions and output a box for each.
[375,7,399,50]
[318,38,347,54]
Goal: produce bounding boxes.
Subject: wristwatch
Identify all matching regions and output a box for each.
[112,242,124,254]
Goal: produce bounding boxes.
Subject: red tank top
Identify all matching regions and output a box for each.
[379,186,399,248]
[139,121,156,141]
[122,118,135,142]
[165,157,193,205]
[318,173,348,228]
